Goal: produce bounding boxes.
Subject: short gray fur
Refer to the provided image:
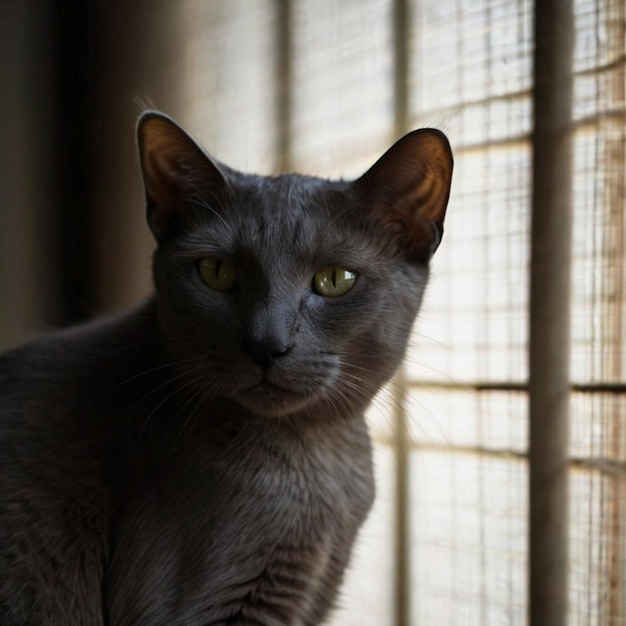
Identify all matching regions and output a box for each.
[0,113,453,625]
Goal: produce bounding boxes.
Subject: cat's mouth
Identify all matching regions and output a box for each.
[236,378,319,418]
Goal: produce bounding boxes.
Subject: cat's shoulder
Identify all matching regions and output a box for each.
[1,300,155,366]
[0,299,158,415]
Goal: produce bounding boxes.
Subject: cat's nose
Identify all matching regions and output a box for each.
[241,338,292,369]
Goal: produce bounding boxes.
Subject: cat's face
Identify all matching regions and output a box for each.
[137,113,453,419]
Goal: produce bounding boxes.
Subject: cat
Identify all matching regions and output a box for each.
[0,111,452,625]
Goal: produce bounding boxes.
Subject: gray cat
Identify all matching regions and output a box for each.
[0,112,453,625]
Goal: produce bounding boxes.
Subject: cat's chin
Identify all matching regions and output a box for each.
[234,381,323,418]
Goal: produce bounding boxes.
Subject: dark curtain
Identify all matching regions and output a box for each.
[0,0,185,348]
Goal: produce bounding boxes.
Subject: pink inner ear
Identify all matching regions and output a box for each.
[140,118,227,202]
[143,149,182,206]
[412,166,450,223]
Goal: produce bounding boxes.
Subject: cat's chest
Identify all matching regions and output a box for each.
[106,422,374,625]
[139,432,369,551]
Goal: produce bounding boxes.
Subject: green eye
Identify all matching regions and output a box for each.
[312,266,358,297]
[198,257,237,292]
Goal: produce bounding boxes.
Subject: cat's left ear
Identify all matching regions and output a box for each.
[137,111,228,240]
[354,128,453,261]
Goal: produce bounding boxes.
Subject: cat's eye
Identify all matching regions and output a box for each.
[312,266,358,297]
[198,257,237,292]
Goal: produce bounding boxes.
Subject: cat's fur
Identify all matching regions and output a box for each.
[0,112,453,625]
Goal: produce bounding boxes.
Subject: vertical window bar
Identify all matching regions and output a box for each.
[529,0,574,624]
[275,0,293,173]
[606,1,626,618]
[393,1,411,625]
[393,0,410,138]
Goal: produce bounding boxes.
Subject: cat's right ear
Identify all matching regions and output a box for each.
[137,111,227,240]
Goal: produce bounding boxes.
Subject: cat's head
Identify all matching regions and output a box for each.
[137,112,452,420]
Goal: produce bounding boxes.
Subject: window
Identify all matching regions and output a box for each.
[182,1,626,623]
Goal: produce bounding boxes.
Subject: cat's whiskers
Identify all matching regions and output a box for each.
[335,345,450,445]
[330,358,413,438]
[362,376,449,450]
[331,372,368,397]
[322,373,367,419]
[93,355,208,404]
[400,383,451,448]
[132,372,210,446]
[170,382,219,450]
[114,363,207,429]
[368,386,403,435]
